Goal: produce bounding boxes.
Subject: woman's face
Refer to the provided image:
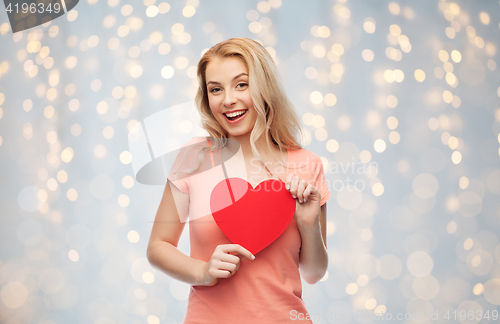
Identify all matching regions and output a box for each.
[205,56,257,139]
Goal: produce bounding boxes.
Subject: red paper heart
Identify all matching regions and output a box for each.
[210,177,296,255]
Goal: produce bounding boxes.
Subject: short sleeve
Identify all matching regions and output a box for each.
[311,155,331,206]
[166,137,209,194]
[167,173,189,194]
[166,150,190,194]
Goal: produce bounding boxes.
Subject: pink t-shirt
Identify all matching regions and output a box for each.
[167,137,331,324]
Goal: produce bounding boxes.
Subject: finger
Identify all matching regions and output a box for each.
[220,244,255,260]
[303,183,313,203]
[210,268,233,279]
[218,252,241,265]
[215,260,237,274]
[305,184,321,203]
[285,172,294,190]
[290,175,300,198]
[296,179,308,203]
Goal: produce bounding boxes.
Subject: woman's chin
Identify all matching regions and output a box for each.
[228,132,250,138]
[226,129,252,138]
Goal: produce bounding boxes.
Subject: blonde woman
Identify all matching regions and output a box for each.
[147,38,330,323]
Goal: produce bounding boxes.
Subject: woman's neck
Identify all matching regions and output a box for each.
[228,132,282,161]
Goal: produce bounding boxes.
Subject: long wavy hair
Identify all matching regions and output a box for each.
[172,38,304,182]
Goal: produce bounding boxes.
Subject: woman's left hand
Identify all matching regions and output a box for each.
[284,173,321,227]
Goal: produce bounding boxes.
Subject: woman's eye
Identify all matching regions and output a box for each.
[210,88,221,93]
[236,83,248,89]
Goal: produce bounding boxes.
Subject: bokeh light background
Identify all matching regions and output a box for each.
[1,0,500,323]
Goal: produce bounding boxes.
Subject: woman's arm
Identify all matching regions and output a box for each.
[297,203,328,285]
[285,172,328,285]
[147,180,255,286]
[146,180,206,285]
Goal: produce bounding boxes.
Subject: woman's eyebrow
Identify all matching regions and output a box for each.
[206,73,248,86]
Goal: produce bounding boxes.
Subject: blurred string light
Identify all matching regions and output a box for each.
[0,0,499,323]
[298,0,500,318]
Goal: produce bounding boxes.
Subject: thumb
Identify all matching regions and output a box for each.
[307,185,322,202]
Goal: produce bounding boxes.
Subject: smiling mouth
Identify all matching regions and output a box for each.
[224,110,248,121]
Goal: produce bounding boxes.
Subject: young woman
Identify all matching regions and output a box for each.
[147,38,330,323]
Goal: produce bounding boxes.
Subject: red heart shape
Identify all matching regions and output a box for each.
[210,177,296,255]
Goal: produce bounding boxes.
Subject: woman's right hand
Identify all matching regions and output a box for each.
[197,244,255,286]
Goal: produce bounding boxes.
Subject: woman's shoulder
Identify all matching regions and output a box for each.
[287,147,324,177]
[171,137,210,169]
[288,146,322,163]
[176,136,213,157]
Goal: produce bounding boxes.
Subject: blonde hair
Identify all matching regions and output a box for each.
[172,38,304,183]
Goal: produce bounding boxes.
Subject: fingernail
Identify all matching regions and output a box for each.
[299,199,303,203]
[286,184,290,190]
[251,254,255,260]
[292,195,296,199]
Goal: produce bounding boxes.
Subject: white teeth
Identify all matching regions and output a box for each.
[226,110,246,118]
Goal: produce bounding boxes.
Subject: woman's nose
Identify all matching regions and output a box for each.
[223,90,237,106]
